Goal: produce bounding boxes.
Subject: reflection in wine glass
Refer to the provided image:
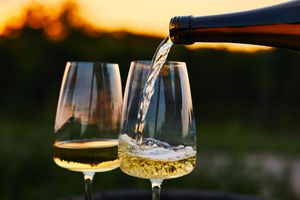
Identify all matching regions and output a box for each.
[119,60,197,200]
[53,62,122,200]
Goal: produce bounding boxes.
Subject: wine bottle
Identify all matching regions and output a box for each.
[169,0,300,50]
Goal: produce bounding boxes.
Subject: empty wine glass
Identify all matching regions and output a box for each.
[53,62,122,200]
[119,60,197,200]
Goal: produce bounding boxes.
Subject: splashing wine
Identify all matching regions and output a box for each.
[122,37,194,179]
[120,37,197,180]
[119,43,197,200]
[119,134,196,179]
[134,37,173,144]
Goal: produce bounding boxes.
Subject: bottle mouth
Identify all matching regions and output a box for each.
[170,16,192,30]
[169,16,195,45]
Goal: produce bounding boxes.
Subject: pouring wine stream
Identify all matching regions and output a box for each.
[135,37,173,145]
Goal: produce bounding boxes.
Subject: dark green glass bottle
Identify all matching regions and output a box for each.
[169,1,300,50]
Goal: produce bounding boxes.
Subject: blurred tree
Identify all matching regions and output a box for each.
[0,2,300,128]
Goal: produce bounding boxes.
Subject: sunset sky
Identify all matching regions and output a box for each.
[0,0,289,51]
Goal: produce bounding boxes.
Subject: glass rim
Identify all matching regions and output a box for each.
[131,60,186,65]
[67,61,119,66]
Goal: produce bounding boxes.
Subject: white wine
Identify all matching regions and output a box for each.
[119,149,196,179]
[134,38,173,144]
[53,139,119,172]
[119,134,196,179]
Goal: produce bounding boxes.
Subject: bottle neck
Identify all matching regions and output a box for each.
[169,1,300,50]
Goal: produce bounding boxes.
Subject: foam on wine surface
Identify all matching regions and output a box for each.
[119,134,196,179]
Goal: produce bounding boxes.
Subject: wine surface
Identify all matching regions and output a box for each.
[53,139,119,172]
[119,134,196,179]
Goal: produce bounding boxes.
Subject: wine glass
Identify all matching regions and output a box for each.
[119,60,197,200]
[53,62,122,200]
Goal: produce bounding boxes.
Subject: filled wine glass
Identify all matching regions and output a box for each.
[119,60,197,200]
[53,62,122,200]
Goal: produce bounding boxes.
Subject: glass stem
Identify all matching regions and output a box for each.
[150,179,163,200]
[83,172,95,200]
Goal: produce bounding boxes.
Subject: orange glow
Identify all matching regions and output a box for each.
[188,43,272,53]
[74,0,287,37]
[44,21,68,41]
[0,0,289,51]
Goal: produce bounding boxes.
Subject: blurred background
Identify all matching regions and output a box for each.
[0,0,300,199]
